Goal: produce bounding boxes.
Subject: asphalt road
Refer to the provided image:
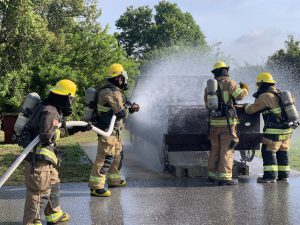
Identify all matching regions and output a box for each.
[1,144,300,225]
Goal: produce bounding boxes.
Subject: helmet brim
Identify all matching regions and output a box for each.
[256,80,276,84]
[50,88,75,97]
[107,71,128,80]
[211,66,229,73]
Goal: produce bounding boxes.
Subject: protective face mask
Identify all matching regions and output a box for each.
[61,95,75,116]
[121,72,129,91]
[68,95,76,105]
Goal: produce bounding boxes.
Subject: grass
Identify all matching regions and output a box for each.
[252,128,300,171]
[289,128,300,170]
[0,130,98,186]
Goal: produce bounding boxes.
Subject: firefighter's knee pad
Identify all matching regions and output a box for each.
[261,145,277,165]
[118,151,124,170]
[40,195,50,214]
[277,151,289,164]
[100,155,114,174]
[50,183,60,208]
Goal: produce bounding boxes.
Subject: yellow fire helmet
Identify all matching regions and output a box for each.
[50,79,77,97]
[211,60,229,72]
[256,72,276,84]
[107,63,128,80]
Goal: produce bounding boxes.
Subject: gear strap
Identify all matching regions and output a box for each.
[264,90,287,123]
[217,80,236,137]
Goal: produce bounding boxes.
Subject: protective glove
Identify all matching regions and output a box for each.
[129,103,140,113]
[291,121,300,129]
[240,82,249,91]
[244,103,251,113]
[68,123,92,135]
[81,123,93,132]
[124,101,133,109]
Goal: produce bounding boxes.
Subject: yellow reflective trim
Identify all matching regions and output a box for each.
[223,91,229,103]
[245,104,251,112]
[263,165,278,172]
[46,210,63,222]
[232,88,243,98]
[33,223,42,225]
[278,165,290,172]
[210,118,239,126]
[270,107,282,114]
[36,148,58,164]
[263,107,282,115]
[97,105,111,112]
[208,171,217,179]
[107,173,121,180]
[89,175,106,184]
[278,134,292,141]
[55,128,60,141]
[218,172,232,180]
[264,128,292,135]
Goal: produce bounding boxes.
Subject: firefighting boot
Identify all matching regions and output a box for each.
[90,188,111,197]
[218,179,239,186]
[277,177,288,182]
[207,177,216,184]
[257,177,276,183]
[108,179,127,188]
[46,212,70,225]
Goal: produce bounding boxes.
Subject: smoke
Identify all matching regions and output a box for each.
[127,47,219,172]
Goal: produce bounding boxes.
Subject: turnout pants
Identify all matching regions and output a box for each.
[208,126,238,181]
[23,161,63,225]
[89,134,123,189]
[261,137,290,179]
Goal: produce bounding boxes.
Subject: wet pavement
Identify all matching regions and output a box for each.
[1,144,300,225]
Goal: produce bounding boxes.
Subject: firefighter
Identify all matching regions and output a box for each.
[245,72,293,183]
[204,61,248,186]
[89,63,139,197]
[22,79,90,225]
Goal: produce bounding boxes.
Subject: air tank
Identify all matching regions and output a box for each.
[14,93,41,135]
[280,91,299,122]
[206,79,218,111]
[82,87,97,122]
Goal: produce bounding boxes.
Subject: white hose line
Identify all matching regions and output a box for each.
[0,115,116,188]
[0,136,40,188]
[64,115,116,137]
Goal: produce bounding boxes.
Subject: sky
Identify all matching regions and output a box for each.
[97,0,300,65]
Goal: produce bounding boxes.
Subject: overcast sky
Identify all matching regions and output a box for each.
[98,0,300,65]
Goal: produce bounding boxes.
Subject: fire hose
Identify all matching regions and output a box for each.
[0,115,116,188]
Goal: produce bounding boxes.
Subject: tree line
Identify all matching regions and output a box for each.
[0,0,299,115]
[0,0,138,115]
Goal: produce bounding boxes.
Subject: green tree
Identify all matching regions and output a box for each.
[153,1,206,48]
[116,0,207,59]
[267,36,300,82]
[0,0,54,112]
[115,6,153,59]
[0,0,139,114]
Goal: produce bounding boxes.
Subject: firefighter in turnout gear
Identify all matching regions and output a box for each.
[22,79,90,225]
[89,63,139,197]
[204,61,248,186]
[245,72,295,183]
